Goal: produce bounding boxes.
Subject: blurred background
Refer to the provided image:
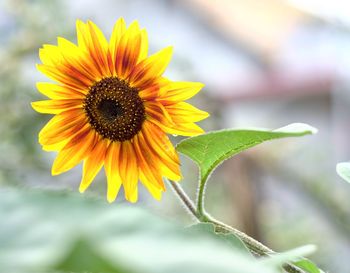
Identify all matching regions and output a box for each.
[1,0,350,272]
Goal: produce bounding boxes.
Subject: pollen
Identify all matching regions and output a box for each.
[84,77,146,142]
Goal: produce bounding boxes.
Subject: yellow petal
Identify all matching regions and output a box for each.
[166,102,209,122]
[139,128,181,182]
[87,20,110,76]
[158,81,204,103]
[145,101,174,125]
[115,21,142,79]
[109,18,127,75]
[39,120,84,144]
[128,46,173,88]
[79,139,108,193]
[138,29,148,62]
[104,142,123,203]
[52,128,97,175]
[172,122,205,136]
[142,121,179,163]
[76,19,92,52]
[76,20,109,78]
[142,121,180,176]
[39,108,83,137]
[36,64,89,90]
[57,37,80,55]
[148,117,205,137]
[42,140,69,152]
[39,42,96,88]
[39,45,62,66]
[36,82,85,99]
[39,110,86,146]
[119,141,139,203]
[139,171,163,201]
[57,37,101,82]
[139,77,169,100]
[145,98,206,136]
[31,99,82,114]
[133,134,165,191]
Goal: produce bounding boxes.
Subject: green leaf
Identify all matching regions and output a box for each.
[293,259,322,273]
[176,123,317,182]
[2,188,301,273]
[336,162,350,183]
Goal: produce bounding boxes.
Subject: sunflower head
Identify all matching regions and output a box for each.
[32,18,209,203]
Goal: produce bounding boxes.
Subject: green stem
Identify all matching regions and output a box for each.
[196,176,207,219]
[202,215,303,273]
[167,179,199,219]
[169,179,306,273]
[202,214,274,255]
[196,175,274,256]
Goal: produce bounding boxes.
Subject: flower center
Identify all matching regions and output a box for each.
[97,99,123,121]
[84,77,145,142]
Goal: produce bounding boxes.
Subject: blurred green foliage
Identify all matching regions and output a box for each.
[0,188,316,273]
[0,0,72,186]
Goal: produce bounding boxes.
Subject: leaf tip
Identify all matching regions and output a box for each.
[336,162,350,183]
[274,123,318,134]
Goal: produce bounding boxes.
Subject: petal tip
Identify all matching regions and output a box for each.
[107,195,116,203]
[51,167,60,176]
[154,195,162,201]
[112,17,126,32]
[31,101,40,112]
[164,46,174,55]
[197,82,205,89]
[203,111,210,119]
[36,82,44,89]
[152,191,162,201]
[86,19,99,29]
[107,188,118,203]
[79,183,88,193]
[76,19,85,26]
[125,190,138,203]
[128,20,141,32]
[126,196,138,203]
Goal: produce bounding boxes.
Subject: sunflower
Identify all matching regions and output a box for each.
[32,19,208,202]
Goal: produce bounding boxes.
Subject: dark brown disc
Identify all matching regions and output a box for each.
[84,77,145,142]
